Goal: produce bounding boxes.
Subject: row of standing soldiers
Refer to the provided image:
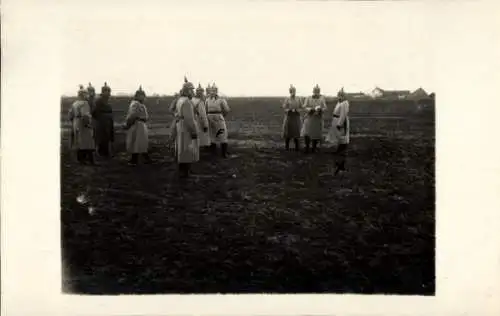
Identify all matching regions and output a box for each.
[67,80,350,178]
[67,79,232,178]
[281,84,350,175]
[69,82,153,165]
[169,78,232,177]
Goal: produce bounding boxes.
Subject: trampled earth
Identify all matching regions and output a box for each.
[60,97,435,294]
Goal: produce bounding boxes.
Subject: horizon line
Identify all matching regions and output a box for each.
[61,94,364,98]
[61,90,434,98]
[61,87,433,98]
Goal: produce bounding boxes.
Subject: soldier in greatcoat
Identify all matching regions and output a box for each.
[205,83,231,158]
[301,84,327,153]
[281,84,303,151]
[326,88,350,174]
[172,77,200,178]
[124,86,153,165]
[92,82,114,158]
[192,84,210,148]
[68,85,96,165]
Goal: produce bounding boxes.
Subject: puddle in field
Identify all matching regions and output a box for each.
[76,193,89,204]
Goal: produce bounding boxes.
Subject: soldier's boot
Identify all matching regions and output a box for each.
[179,163,189,178]
[76,150,85,164]
[285,138,290,151]
[304,137,311,153]
[128,153,139,166]
[98,142,110,158]
[334,160,346,175]
[142,153,153,164]
[87,150,98,165]
[294,138,300,152]
[312,140,318,153]
[221,143,228,158]
[209,143,217,154]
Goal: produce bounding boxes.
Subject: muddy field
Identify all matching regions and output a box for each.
[60,97,435,295]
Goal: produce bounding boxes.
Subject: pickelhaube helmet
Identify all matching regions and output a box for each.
[313,84,320,93]
[182,76,195,91]
[77,84,86,97]
[196,83,204,92]
[337,87,346,98]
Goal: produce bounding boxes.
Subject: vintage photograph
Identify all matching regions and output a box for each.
[60,2,435,295]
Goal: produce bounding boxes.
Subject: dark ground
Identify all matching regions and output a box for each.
[60,97,435,295]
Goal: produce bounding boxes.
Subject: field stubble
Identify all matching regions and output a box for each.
[61,97,435,294]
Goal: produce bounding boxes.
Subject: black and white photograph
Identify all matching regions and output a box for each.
[3,0,500,315]
[60,1,435,295]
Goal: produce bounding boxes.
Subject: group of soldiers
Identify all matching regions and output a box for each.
[67,78,350,178]
[68,82,115,165]
[281,84,350,174]
[167,78,231,177]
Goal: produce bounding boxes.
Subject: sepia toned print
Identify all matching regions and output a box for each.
[59,2,435,296]
[61,83,435,294]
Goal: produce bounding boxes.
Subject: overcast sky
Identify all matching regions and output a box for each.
[61,0,437,96]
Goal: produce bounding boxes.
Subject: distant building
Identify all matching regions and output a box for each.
[407,87,430,100]
[330,91,369,102]
[370,87,411,99]
[370,87,384,98]
[407,88,434,108]
[346,92,369,99]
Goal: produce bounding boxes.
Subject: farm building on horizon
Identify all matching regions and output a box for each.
[328,91,371,101]
[345,92,370,99]
[370,87,411,100]
[407,87,431,100]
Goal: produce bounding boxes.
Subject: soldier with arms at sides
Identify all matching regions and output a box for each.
[326,87,350,175]
[281,84,303,151]
[87,82,96,110]
[168,89,182,113]
[92,82,114,158]
[205,84,212,101]
[206,83,231,158]
[124,86,153,165]
[301,84,327,153]
[192,83,210,149]
[68,85,96,165]
[87,82,98,143]
[167,89,183,154]
[173,77,200,178]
